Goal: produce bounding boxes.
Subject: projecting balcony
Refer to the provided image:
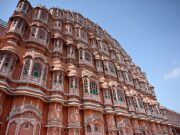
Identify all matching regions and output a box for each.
[0,67,13,78]
[135,108,146,114]
[146,110,152,116]
[128,105,135,112]
[51,83,63,92]
[33,15,48,24]
[69,88,79,96]
[79,59,93,67]
[8,28,24,37]
[113,100,127,108]
[118,77,124,82]
[83,93,100,102]
[28,36,48,49]
[53,47,62,53]
[20,74,46,87]
[105,71,117,78]
[125,80,134,86]
[104,98,112,105]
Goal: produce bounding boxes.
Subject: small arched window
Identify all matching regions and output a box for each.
[133,98,138,108]
[38,28,46,40]
[81,30,88,41]
[90,81,98,95]
[87,125,91,133]
[138,97,144,109]
[84,51,91,62]
[31,26,36,37]
[109,62,116,74]
[22,60,30,75]
[3,56,10,68]
[40,10,48,22]
[31,62,42,78]
[24,123,30,129]
[111,52,116,60]
[104,90,111,99]
[94,124,100,133]
[65,24,73,34]
[117,90,124,102]
[113,90,117,101]
[127,97,133,106]
[96,60,103,72]
[92,39,97,48]
[0,55,3,65]
[84,78,88,93]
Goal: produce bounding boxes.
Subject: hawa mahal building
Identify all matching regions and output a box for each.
[0,0,180,135]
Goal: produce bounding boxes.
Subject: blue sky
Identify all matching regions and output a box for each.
[0,0,180,112]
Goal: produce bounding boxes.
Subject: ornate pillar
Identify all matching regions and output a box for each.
[67,106,81,135]
[105,114,117,135]
[46,103,63,135]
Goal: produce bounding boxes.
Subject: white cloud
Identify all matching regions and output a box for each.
[164,67,180,80]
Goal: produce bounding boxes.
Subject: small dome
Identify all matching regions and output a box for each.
[101,82,109,89]
[52,60,65,72]
[53,32,62,39]
[1,46,19,58]
[68,69,80,77]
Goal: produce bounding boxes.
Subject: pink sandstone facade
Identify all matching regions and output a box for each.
[0,0,180,135]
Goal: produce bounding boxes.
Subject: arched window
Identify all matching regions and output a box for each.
[9,19,24,34]
[117,53,125,64]
[84,78,88,93]
[94,124,100,133]
[40,10,48,21]
[34,9,48,23]
[79,50,92,65]
[67,46,75,59]
[111,52,116,60]
[138,97,144,109]
[117,71,124,81]
[69,77,78,95]
[90,81,98,95]
[38,28,46,40]
[53,39,63,52]
[133,98,138,108]
[3,56,10,68]
[99,41,109,54]
[87,125,91,133]
[70,78,75,88]
[91,39,97,48]
[0,55,3,65]
[30,26,37,37]
[104,90,111,99]
[17,2,28,14]
[53,72,62,84]
[113,90,117,101]
[22,60,30,75]
[117,90,124,102]
[84,51,91,63]
[24,123,30,129]
[127,97,133,106]
[42,66,47,81]
[79,49,83,60]
[65,24,73,34]
[52,71,64,91]
[31,62,42,78]
[81,29,88,41]
[96,60,103,72]
[54,20,62,29]
[67,12,73,20]
[109,62,116,74]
